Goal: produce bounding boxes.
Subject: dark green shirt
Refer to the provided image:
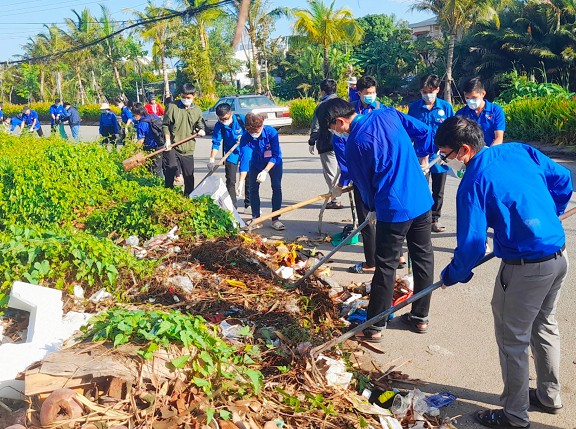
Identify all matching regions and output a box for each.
[162,100,203,156]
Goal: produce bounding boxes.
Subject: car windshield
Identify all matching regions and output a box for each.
[238,96,276,109]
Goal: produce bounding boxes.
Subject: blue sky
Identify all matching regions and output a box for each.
[0,0,432,61]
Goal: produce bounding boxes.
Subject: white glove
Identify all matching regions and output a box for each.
[256,170,268,183]
[207,158,215,170]
[309,145,315,155]
[236,180,245,199]
[331,185,343,198]
[197,129,206,137]
[164,137,172,151]
[367,211,377,226]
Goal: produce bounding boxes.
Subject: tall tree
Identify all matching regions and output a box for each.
[411,0,496,103]
[134,2,179,99]
[293,0,364,78]
[99,5,127,97]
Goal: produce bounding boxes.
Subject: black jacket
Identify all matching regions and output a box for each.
[308,93,338,154]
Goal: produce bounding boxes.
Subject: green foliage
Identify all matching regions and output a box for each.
[1,102,120,122]
[496,70,574,103]
[84,308,264,400]
[503,96,576,145]
[288,98,316,128]
[0,134,236,299]
[195,95,219,111]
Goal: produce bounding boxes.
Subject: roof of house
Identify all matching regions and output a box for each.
[408,17,439,28]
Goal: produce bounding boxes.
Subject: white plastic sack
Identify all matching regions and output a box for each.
[189,176,245,228]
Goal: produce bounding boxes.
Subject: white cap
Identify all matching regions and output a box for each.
[347,76,357,84]
[100,102,110,110]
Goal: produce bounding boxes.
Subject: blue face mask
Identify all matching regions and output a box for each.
[466,98,482,110]
[363,94,377,105]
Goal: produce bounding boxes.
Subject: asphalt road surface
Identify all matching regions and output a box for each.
[60,126,576,428]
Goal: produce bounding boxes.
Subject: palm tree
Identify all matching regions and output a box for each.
[412,0,496,103]
[99,5,126,97]
[293,0,364,78]
[134,2,179,99]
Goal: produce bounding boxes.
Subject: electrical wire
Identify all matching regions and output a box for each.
[2,0,235,65]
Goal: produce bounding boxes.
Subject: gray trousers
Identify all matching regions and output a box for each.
[319,151,340,202]
[491,250,568,426]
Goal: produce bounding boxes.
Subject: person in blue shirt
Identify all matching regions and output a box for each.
[238,112,284,231]
[319,98,435,338]
[209,103,248,208]
[0,101,4,123]
[436,116,570,429]
[22,106,43,137]
[130,103,163,177]
[456,77,506,147]
[49,98,68,138]
[114,97,134,146]
[408,74,455,233]
[347,76,359,103]
[62,102,81,142]
[99,102,119,148]
[353,75,382,114]
[2,115,23,133]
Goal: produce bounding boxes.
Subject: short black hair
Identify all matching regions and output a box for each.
[113,97,125,105]
[63,102,71,107]
[320,79,337,95]
[420,74,441,90]
[216,103,232,117]
[131,102,147,117]
[463,77,484,94]
[181,83,197,96]
[435,116,486,152]
[317,98,356,131]
[55,98,61,104]
[357,75,377,92]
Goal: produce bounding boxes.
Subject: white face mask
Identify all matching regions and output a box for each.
[220,118,233,126]
[466,98,482,110]
[181,98,193,107]
[250,131,262,139]
[329,128,349,138]
[421,93,436,103]
[446,155,465,173]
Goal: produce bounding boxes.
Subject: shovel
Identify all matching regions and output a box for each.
[190,139,241,194]
[310,205,576,359]
[246,186,353,230]
[122,134,198,172]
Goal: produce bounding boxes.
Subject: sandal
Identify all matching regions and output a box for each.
[348,262,376,274]
[474,409,529,428]
[431,222,446,233]
[326,201,343,209]
[271,220,285,231]
[400,313,429,334]
[248,220,262,230]
[529,388,563,414]
[354,328,383,343]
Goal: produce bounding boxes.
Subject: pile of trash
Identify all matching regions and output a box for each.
[0,233,461,428]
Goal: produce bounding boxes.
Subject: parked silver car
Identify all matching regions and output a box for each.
[202,95,292,131]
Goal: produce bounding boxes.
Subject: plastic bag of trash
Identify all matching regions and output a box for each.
[190,176,245,227]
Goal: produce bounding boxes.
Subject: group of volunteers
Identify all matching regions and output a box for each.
[0,100,81,140]
[309,74,569,429]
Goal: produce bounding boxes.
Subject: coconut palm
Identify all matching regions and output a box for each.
[99,5,127,97]
[293,0,364,78]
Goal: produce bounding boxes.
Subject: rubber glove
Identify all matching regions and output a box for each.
[236,180,245,199]
[367,211,377,226]
[164,136,172,151]
[197,129,206,137]
[256,170,268,183]
[207,158,215,170]
[331,185,343,198]
[309,145,315,155]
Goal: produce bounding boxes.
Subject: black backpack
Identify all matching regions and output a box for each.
[139,116,165,146]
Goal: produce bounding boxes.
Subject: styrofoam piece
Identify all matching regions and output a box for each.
[8,281,63,343]
[0,281,91,399]
[189,176,246,227]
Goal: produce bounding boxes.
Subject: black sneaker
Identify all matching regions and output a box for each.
[529,388,563,414]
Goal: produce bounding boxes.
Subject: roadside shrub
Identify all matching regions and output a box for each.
[496,71,574,104]
[289,98,316,128]
[196,95,219,111]
[1,102,120,122]
[503,97,576,145]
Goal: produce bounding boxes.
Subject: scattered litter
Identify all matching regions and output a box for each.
[275,266,294,279]
[73,285,85,300]
[316,355,353,389]
[296,342,312,355]
[379,415,403,429]
[167,275,194,293]
[425,392,457,410]
[125,235,139,247]
[284,298,300,314]
[427,345,455,356]
[88,288,113,303]
[219,319,250,341]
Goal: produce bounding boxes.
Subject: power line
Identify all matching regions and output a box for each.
[2,0,235,65]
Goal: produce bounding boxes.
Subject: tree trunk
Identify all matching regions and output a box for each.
[251,37,262,93]
[56,71,63,101]
[91,69,105,102]
[323,44,330,79]
[444,32,455,105]
[77,70,86,105]
[161,50,171,100]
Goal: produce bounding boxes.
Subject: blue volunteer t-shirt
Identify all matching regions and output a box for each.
[22,110,41,129]
[135,114,161,150]
[212,114,245,165]
[408,97,455,173]
[239,126,282,173]
[121,106,134,124]
[456,100,506,147]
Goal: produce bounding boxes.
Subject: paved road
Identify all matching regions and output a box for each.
[71,126,576,428]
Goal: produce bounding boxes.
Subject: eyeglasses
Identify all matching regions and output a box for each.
[439,150,454,162]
